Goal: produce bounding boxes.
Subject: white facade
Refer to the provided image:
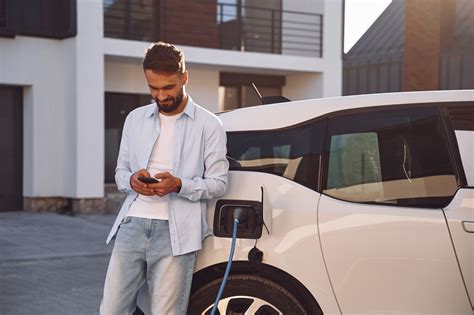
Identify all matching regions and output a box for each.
[0,0,342,204]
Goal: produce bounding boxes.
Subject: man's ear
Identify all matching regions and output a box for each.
[182,71,189,86]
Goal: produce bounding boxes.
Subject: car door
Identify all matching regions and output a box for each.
[442,103,474,310]
[317,104,472,314]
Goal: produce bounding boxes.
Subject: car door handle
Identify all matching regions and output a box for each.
[462,221,474,233]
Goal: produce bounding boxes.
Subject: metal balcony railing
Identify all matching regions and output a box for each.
[103,0,323,57]
[217,3,322,57]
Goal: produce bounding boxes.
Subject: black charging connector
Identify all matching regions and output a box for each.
[232,207,248,223]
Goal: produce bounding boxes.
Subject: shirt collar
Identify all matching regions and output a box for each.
[146,95,196,119]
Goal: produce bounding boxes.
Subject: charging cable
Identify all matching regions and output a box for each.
[210,208,247,315]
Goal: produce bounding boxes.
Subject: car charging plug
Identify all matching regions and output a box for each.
[233,207,248,224]
[210,207,247,315]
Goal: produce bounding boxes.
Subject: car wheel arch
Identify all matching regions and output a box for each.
[190,260,323,314]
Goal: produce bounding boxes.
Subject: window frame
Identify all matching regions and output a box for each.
[320,102,469,209]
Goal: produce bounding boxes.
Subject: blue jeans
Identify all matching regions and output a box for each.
[100,217,196,315]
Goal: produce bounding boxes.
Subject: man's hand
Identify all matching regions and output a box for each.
[150,172,182,197]
[130,169,156,196]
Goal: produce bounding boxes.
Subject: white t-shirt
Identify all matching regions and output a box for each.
[127,112,182,220]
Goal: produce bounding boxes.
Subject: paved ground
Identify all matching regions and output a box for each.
[0,212,116,315]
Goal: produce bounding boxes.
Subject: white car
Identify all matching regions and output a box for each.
[186,90,474,315]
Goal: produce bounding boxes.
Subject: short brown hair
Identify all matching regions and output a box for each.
[143,42,185,74]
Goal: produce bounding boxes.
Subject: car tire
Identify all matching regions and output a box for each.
[187,274,308,315]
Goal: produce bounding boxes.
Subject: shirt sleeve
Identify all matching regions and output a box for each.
[178,117,229,201]
[115,114,134,194]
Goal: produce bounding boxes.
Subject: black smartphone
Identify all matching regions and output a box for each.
[138,176,159,184]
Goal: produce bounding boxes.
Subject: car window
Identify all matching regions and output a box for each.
[226,119,326,191]
[323,106,458,208]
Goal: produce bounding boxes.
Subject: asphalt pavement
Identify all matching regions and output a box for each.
[0,212,116,315]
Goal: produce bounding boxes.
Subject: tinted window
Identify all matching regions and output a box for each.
[323,106,458,208]
[226,119,326,191]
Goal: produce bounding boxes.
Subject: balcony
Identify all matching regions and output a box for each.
[103,0,322,57]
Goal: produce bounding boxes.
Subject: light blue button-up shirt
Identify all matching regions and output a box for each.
[106,97,229,255]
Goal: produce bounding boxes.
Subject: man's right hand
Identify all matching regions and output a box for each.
[130,169,155,196]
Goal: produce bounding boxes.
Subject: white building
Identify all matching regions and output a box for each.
[0,0,343,212]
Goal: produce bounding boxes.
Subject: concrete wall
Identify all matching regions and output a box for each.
[321,0,343,97]
[104,38,326,73]
[105,60,149,94]
[283,73,323,101]
[283,0,324,14]
[186,68,219,112]
[0,36,70,197]
[73,0,104,198]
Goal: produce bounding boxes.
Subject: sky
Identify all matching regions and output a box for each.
[344,0,392,53]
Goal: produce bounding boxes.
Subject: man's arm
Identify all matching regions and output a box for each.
[115,113,161,196]
[178,118,229,202]
[115,115,134,194]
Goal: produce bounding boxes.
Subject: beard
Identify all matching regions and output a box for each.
[155,89,184,114]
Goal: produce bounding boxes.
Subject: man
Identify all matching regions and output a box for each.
[100,42,229,314]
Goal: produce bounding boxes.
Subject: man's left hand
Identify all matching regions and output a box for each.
[149,172,182,197]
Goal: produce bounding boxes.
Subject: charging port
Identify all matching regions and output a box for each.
[214,199,263,239]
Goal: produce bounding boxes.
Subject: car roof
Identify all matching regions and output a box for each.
[219,90,474,131]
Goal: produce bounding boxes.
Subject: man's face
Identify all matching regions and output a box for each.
[144,69,188,115]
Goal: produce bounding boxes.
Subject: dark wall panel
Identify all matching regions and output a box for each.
[379,64,389,92]
[447,55,462,89]
[389,63,401,91]
[358,66,368,94]
[368,64,379,93]
[0,86,23,211]
[461,55,474,88]
[348,67,358,95]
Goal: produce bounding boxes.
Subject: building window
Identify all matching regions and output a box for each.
[104,0,156,42]
[219,72,285,110]
[323,106,458,208]
[105,92,151,183]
